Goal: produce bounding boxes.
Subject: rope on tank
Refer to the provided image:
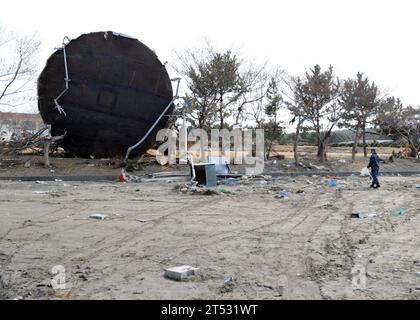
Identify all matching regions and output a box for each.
[123,78,181,164]
[53,36,72,117]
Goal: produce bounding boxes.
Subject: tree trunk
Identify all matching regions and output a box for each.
[352,126,359,162]
[319,142,326,163]
[316,116,321,157]
[362,120,367,157]
[265,141,272,161]
[317,134,326,161]
[293,122,301,166]
[219,95,224,130]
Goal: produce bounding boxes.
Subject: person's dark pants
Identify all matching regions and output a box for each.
[371,168,380,187]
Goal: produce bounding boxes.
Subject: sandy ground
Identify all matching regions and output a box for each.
[0,174,419,300]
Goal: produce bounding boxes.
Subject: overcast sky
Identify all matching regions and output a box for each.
[1,0,419,114]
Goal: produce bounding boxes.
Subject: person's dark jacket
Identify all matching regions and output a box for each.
[368,153,380,170]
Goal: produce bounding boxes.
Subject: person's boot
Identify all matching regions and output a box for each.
[374,184,380,189]
[370,184,375,188]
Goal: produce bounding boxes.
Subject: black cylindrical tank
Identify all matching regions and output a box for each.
[38,31,173,158]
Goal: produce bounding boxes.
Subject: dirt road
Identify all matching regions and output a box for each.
[0,175,419,299]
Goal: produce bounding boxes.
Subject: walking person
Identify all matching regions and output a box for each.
[367,148,380,188]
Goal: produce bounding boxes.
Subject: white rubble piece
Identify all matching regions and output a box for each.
[89,214,107,220]
[360,167,370,177]
[164,265,200,281]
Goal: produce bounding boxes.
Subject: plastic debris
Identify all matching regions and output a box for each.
[218,186,230,194]
[164,265,200,281]
[89,214,107,220]
[280,190,289,197]
[393,208,404,216]
[35,180,47,185]
[24,160,31,168]
[224,276,234,284]
[360,167,370,177]
[351,213,377,219]
[338,159,347,164]
[327,179,337,187]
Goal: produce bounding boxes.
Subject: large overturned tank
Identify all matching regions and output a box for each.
[38,31,174,158]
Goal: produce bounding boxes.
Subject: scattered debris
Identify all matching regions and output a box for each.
[360,167,370,177]
[136,219,147,223]
[338,159,347,164]
[24,160,31,168]
[393,208,405,217]
[220,277,235,293]
[185,186,220,196]
[255,282,284,296]
[218,186,231,194]
[309,163,329,171]
[224,276,234,284]
[89,214,107,220]
[275,194,289,200]
[327,179,337,187]
[119,169,142,183]
[351,213,377,219]
[164,265,200,281]
[35,180,47,185]
[279,190,289,197]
